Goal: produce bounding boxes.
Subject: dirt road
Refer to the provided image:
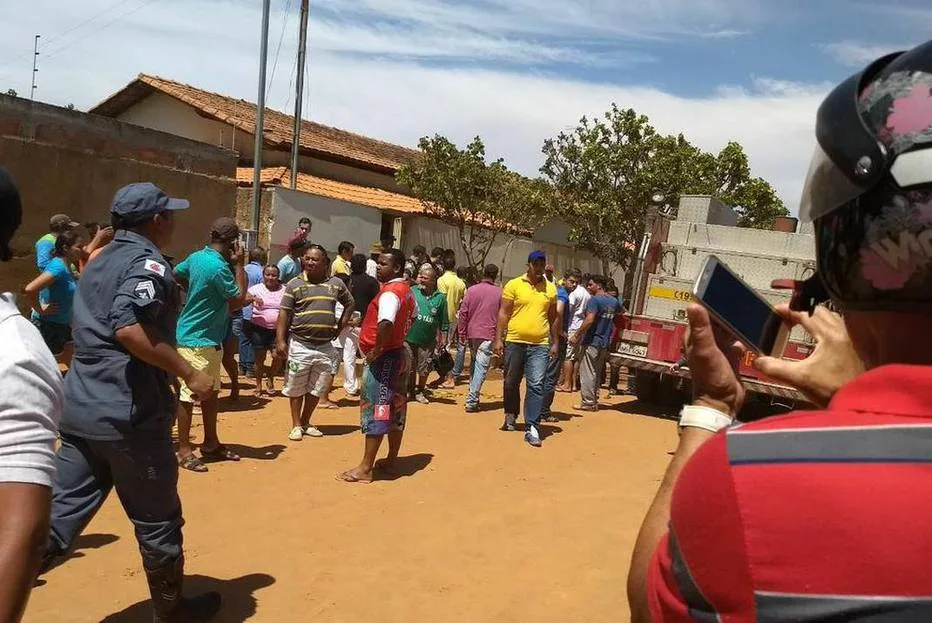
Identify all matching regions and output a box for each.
[26,379,677,623]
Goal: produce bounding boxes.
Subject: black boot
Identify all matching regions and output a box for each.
[145,555,221,623]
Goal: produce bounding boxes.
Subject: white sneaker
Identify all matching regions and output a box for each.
[288,426,304,441]
[303,426,324,438]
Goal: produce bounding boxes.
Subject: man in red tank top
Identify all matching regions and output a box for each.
[339,248,415,483]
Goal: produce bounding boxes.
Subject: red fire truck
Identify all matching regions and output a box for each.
[611,196,816,406]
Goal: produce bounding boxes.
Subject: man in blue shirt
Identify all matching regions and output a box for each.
[174,217,249,473]
[40,183,222,621]
[570,274,623,412]
[277,235,308,284]
[34,213,78,270]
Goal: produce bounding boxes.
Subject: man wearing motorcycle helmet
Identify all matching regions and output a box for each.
[628,41,932,622]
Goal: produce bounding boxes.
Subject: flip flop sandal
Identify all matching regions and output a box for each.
[200,445,241,462]
[337,471,372,484]
[177,453,208,473]
[317,403,338,410]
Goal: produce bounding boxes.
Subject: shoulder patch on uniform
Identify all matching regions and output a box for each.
[135,280,156,300]
[144,260,166,276]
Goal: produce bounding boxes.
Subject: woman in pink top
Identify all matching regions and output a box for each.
[245,265,286,396]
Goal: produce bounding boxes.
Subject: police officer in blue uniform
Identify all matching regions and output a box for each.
[40,183,222,623]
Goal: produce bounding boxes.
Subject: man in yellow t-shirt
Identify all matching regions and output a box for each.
[493,250,558,447]
[331,241,354,276]
[437,254,467,387]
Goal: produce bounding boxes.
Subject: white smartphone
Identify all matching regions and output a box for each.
[692,255,789,357]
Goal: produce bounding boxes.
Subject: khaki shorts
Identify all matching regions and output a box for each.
[566,333,584,362]
[177,346,223,403]
[406,342,435,377]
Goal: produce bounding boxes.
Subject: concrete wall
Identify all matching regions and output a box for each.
[0,94,237,295]
[266,187,382,263]
[116,92,249,156]
[677,195,738,226]
[234,187,274,249]
[666,221,815,259]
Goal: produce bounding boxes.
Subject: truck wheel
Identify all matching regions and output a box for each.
[633,369,660,403]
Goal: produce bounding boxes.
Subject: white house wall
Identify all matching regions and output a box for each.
[400,215,622,283]
[115,92,251,155]
[268,187,382,261]
[114,93,407,194]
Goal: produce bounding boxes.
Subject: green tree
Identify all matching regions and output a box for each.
[689,141,788,228]
[66,103,75,110]
[541,105,698,279]
[397,135,546,269]
[541,105,787,293]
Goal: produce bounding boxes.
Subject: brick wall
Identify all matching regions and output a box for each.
[0,94,238,296]
[234,186,274,249]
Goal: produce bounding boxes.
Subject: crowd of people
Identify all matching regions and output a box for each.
[0,172,629,620]
[3,40,932,623]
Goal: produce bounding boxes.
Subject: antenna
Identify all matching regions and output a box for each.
[30,34,40,100]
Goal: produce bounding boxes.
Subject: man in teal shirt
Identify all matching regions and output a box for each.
[405,265,448,405]
[173,217,249,473]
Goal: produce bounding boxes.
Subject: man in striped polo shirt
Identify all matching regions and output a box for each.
[276,245,354,442]
[629,40,932,622]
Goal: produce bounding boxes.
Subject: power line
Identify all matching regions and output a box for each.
[282,44,298,111]
[0,0,138,68]
[266,0,294,95]
[42,0,161,61]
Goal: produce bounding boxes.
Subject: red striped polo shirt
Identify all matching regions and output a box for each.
[648,364,932,622]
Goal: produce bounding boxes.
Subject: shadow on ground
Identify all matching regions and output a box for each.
[219,396,272,413]
[220,443,287,461]
[375,453,434,481]
[35,533,120,586]
[315,424,359,436]
[549,411,583,422]
[100,572,275,623]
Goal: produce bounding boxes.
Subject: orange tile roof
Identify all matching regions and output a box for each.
[91,74,420,173]
[235,167,426,215]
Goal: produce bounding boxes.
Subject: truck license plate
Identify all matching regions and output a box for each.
[618,342,648,358]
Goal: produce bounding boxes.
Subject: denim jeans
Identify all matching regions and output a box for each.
[465,339,493,409]
[503,342,549,430]
[541,337,568,417]
[450,324,466,377]
[233,315,255,373]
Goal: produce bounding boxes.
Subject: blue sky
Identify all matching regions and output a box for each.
[0,0,929,212]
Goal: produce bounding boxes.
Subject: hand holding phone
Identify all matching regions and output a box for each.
[692,255,789,357]
[753,304,863,407]
[684,303,747,418]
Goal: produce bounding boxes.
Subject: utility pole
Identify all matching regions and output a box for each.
[248,0,272,250]
[290,0,309,189]
[30,35,40,100]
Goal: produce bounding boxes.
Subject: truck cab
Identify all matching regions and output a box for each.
[613,196,815,407]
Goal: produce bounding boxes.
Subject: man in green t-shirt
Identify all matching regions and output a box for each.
[405,266,448,404]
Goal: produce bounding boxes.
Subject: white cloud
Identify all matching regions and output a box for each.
[822,41,905,68]
[0,0,823,214]
[313,0,765,41]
